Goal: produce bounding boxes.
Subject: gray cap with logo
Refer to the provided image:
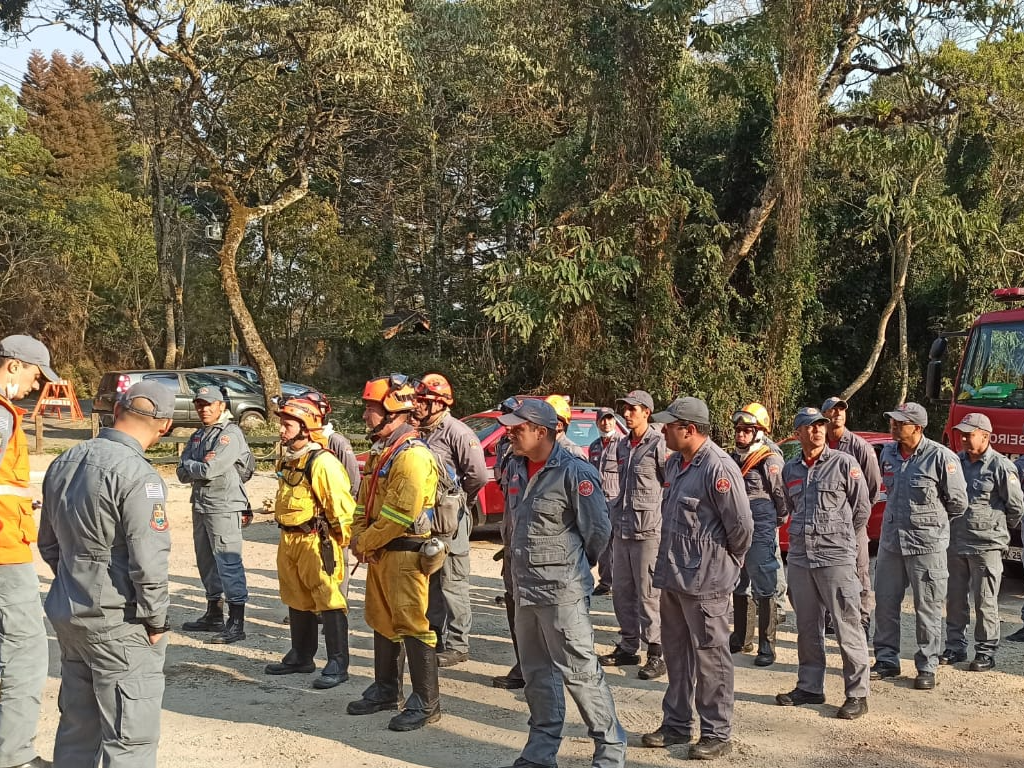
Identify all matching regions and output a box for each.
[616,389,655,412]
[651,397,710,426]
[0,335,59,382]
[821,396,848,413]
[953,412,992,433]
[193,385,225,404]
[884,402,928,427]
[119,381,176,420]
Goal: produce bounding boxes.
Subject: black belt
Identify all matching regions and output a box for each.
[279,520,317,534]
[383,538,425,553]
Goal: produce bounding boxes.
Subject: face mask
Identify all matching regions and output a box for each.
[5,378,18,400]
[600,428,616,438]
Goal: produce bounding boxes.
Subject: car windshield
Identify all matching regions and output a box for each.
[188,372,258,395]
[462,416,503,442]
[565,416,599,447]
[957,321,1024,407]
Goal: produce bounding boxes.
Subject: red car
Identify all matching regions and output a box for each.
[462,404,627,529]
[776,431,890,552]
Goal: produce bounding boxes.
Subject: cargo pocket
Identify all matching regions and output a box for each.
[920,567,947,604]
[836,581,861,625]
[698,599,730,649]
[115,674,164,745]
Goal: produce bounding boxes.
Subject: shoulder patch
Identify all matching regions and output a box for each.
[715,477,731,494]
[219,435,231,445]
[850,467,862,480]
[767,463,780,475]
[946,460,958,474]
[145,482,163,499]
[150,503,169,532]
[578,480,595,497]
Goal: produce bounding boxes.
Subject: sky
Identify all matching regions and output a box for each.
[0,23,100,92]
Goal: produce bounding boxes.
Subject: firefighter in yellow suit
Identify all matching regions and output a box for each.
[264,398,355,690]
[347,374,441,732]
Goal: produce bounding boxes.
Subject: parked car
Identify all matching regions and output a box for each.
[93,369,268,431]
[776,431,890,553]
[201,364,312,399]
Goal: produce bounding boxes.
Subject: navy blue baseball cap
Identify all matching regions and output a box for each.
[793,407,829,429]
[498,399,558,431]
[193,385,225,404]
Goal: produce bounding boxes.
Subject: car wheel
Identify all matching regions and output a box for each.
[238,411,266,431]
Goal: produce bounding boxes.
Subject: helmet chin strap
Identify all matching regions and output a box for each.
[369,412,400,440]
[282,429,308,449]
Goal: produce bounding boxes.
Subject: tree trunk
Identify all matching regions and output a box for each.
[898,293,908,403]
[149,147,180,368]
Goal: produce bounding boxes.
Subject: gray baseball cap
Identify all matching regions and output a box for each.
[498,398,558,431]
[596,407,615,421]
[884,402,928,427]
[119,381,176,420]
[821,396,848,413]
[192,385,225,404]
[651,397,710,426]
[0,335,59,382]
[794,407,829,429]
[954,412,992,433]
[616,389,655,412]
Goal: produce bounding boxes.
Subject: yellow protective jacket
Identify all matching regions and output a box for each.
[274,447,355,544]
[0,396,34,565]
[352,426,438,557]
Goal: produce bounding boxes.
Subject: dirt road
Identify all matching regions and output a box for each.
[25,455,1024,767]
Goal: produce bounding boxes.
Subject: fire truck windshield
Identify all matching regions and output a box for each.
[957,321,1024,407]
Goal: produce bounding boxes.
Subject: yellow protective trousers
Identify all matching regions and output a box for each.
[277,530,347,613]
[364,549,434,645]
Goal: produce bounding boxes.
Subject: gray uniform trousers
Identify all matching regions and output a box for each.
[426,510,472,654]
[192,509,248,604]
[856,527,874,627]
[945,549,1003,655]
[610,537,661,653]
[53,626,167,768]
[660,591,733,740]
[0,563,48,768]
[788,563,869,696]
[514,598,626,768]
[873,547,947,673]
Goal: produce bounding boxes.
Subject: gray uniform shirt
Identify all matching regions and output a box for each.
[505,442,610,606]
[782,446,871,569]
[654,438,753,600]
[612,426,667,540]
[421,411,489,500]
[731,447,787,542]
[588,434,621,500]
[176,416,251,514]
[38,428,171,640]
[831,429,882,503]
[328,431,361,496]
[879,437,969,556]
[953,447,1024,554]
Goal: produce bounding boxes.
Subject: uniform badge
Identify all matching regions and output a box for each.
[850,467,862,479]
[578,480,595,497]
[946,461,958,474]
[150,503,169,532]
[768,464,780,475]
[715,477,731,493]
[219,435,230,445]
[145,482,163,499]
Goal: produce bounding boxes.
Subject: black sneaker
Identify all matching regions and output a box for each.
[689,737,732,760]
[598,645,641,667]
[776,688,825,706]
[1006,625,1024,642]
[938,648,967,665]
[638,654,666,680]
[593,584,613,596]
[641,725,691,748]
[837,696,868,720]
[869,662,900,680]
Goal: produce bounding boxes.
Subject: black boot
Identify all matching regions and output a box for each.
[730,595,755,653]
[265,609,317,674]
[754,598,777,667]
[208,602,246,644]
[183,599,224,632]
[313,610,350,689]
[347,632,405,715]
[388,637,441,731]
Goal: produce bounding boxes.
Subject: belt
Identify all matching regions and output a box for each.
[0,484,33,498]
[383,537,425,553]
[279,520,317,534]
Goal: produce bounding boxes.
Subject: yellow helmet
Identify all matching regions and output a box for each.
[545,394,572,425]
[732,402,771,433]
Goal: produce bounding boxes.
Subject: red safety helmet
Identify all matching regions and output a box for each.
[362,374,416,414]
[415,373,455,407]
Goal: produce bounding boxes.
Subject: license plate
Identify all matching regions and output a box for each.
[1006,546,1023,562]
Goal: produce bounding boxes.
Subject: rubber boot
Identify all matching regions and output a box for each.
[183,599,224,632]
[347,632,405,715]
[729,595,755,653]
[208,602,246,644]
[265,609,317,674]
[388,637,441,731]
[313,610,350,689]
[754,598,777,667]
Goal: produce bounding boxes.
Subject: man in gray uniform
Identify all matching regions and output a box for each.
[599,389,667,680]
[38,381,174,768]
[414,373,488,667]
[177,385,252,644]
[822,396,882,640]
[941,413,1023,671]
[642,397,752,760]
[498,399,625,768]
[872,402,968,690]
[588,407,620,596]
[0,335,59,768]
[776,407,871,719]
